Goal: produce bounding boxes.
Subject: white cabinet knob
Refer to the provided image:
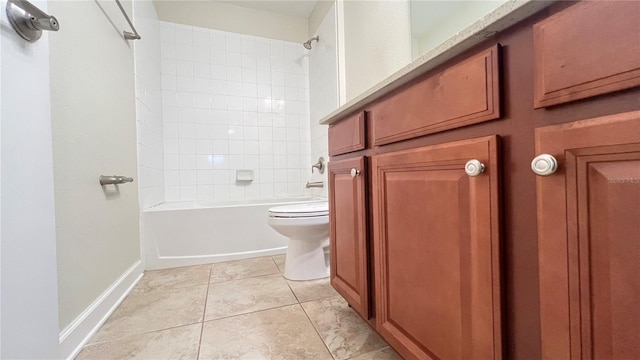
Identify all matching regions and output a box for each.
[531,154,558,176]
[465,159,485,177]
[350,168,360,178]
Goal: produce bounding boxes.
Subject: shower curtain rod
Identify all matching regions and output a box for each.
[115,0,141,40]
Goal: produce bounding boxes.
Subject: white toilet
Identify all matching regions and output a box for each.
[267,201,329,281]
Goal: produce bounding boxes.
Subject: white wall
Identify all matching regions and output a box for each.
[154,1,309,43]
[340,0,412,102]
[134,0,164,209]
[160,22,312,202]
[309,0,334,36]
[413,1,506,56]
[308,4,338,198]
[49,0,141,332]
[1,0,61,357]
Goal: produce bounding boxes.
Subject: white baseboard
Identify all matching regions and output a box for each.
[59,260,144,360]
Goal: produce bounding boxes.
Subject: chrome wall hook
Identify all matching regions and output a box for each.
[6,0,59,42]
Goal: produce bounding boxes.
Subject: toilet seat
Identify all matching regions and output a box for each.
[268,202,328,218]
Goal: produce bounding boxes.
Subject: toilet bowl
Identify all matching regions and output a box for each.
[267,201,329,281]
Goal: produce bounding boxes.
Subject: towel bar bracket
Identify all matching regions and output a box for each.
[115,0,141,40]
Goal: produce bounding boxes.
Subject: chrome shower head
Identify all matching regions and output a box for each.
[303,36,319,50]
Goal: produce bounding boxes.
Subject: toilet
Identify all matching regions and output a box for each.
[267,201,329,281]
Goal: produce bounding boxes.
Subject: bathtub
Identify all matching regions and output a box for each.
[142,197,325,270]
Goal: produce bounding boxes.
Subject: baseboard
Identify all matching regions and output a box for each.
[59,260,144,360]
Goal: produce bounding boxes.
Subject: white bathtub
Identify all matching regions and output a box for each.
[142,197,325,270]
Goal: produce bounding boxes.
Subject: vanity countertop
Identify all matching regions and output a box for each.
[319,0,555,125]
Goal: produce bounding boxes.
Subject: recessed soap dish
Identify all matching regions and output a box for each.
[236,169,254,182]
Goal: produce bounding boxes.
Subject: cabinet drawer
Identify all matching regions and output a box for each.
[328,111,366,156]
[533,1,640,108]
[371,45,501,146]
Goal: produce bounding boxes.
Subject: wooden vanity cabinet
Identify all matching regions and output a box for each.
[536,111,640,359]
[328,156,370,319]
[372,136,502,360]
[326,2,640,359]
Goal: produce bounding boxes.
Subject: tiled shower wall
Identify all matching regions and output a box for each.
[134,1,164,209]
[160,22,312,202]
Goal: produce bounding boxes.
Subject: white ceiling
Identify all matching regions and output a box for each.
[221,0,318,18]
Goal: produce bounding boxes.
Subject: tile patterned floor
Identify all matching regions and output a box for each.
[77,255,403,360]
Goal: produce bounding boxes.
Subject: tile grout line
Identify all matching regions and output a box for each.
[271,255,337,359]
[299,298,338,360]
[85,321,205,347]
[202,302,299,324]
[209,270,282,286]
[196,264,213,360]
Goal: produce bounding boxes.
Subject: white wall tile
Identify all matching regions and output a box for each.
[176,61,194,76]
[175,27,193,44]
[161,21,312,201]
[180,185,197,200]
[135,8,165,209]
[193,29,210,47]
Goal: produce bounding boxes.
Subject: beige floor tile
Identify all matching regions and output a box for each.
[286,277,339,303]
[77,323,201,360]
[199,304,333,360]
[347,346,404,360]
[302,296,388,360]
[204,274,297,321]
[90,285,207,343]
[272,255,286,274]
[209,257,279,283]
[131,265,211,294]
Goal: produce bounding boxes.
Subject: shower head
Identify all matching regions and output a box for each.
[303,36,319,50]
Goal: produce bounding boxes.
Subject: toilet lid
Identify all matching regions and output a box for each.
[268,201,329,217]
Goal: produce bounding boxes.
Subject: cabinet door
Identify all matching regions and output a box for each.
[329,156,369,319]
[536,111,640,360]
[372,136,502,360]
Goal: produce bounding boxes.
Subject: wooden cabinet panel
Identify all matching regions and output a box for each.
[536,111,640,359]
[372,136,502,360]
[329,112,366,156]
[329,156,370,319]
[371,45,500,146]
[533,1,640,108]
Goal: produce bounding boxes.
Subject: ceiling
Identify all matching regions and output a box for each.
[221,1,318,18]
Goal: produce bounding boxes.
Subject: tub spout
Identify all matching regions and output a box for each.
[306,181,324,188]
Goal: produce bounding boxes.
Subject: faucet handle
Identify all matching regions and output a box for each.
[311,157,325,174]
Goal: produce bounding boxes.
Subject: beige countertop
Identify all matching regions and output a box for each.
[319,0,555,125]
